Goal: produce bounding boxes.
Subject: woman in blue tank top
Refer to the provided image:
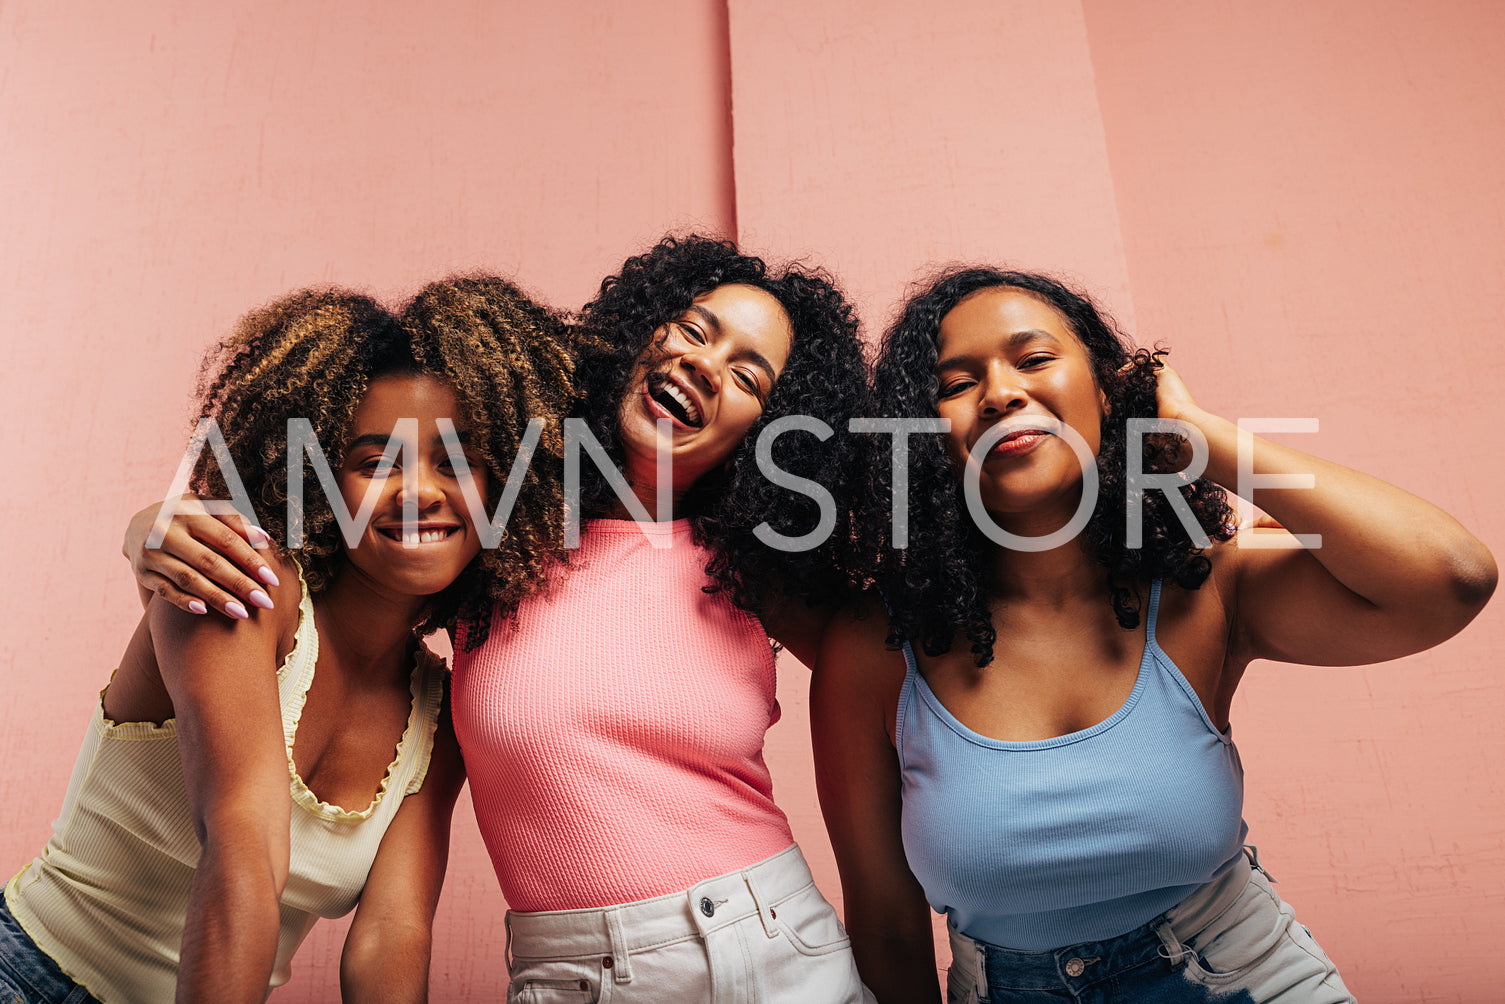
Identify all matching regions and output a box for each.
[813,267,1496,1002]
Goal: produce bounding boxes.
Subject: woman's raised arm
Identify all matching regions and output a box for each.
[1155,362,1497,674]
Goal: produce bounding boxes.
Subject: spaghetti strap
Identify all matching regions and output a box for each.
[1145,579,1164,646]
[894,638,921,762]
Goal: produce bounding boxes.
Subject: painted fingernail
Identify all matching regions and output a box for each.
[256,565,281,588]
[248,525,272,544]
[225,601,249,620]
[248,589,274,611]
[188,600,208,615]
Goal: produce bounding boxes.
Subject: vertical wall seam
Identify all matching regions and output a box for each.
[719,0,739,241]
[1076,0,1138,330]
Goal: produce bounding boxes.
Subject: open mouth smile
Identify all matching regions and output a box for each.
[646,373,704,428]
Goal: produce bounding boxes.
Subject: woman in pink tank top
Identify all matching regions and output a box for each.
[124,236,876,1002]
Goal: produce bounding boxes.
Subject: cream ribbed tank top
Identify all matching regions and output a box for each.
[4,567,446,1003]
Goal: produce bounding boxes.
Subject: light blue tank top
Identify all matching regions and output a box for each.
[897,580,1248,951]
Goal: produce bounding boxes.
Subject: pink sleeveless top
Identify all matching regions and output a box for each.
[451,518,795,911]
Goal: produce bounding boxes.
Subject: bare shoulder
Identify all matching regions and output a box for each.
[815,592,909,703]
[150,547,302,662]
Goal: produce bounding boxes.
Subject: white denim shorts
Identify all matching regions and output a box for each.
[505,844,874,1004]
[946,848,1355,1003]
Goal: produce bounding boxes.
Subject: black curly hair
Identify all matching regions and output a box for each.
[864,266,1235,666]
[189,279,577,644]
[573,234,869,614]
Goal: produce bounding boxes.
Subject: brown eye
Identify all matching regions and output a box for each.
[358,455,395,474]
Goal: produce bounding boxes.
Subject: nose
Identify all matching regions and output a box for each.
[977,362,1027,416]
[679,344,723,396]
[395,459,446,513]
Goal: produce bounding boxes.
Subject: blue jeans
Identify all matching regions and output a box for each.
[946,849,1353,1003]
[0,897,97,1004]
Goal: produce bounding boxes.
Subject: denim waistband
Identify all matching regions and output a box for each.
[950,849,1257,992]
[506,843,812,979]
[0,894,101,1004]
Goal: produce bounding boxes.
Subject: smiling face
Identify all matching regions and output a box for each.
[335,373,487,598]
[934,286,1107,522]
[617,282,794,496]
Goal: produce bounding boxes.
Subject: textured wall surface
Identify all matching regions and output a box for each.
[1081,3,1505,999]
[1,3,732,1001]
[726,0,1143,971]
[2,2,1500,1001]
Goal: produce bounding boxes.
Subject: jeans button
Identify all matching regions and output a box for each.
[1064,957,1086,977]
[699,896,715,917]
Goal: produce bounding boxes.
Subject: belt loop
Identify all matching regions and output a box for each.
[971,932,989,1002]
[504,911,514,972]
[604,906,634,983]
[742,866,780,939]
[949,919,989,1001]
[1152,917,1199,970]
[1244,843,1278,883]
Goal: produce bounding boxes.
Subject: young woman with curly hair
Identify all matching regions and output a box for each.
[3,279,577,1003]
[122,236,875,1002]
[813,267,1495,1002]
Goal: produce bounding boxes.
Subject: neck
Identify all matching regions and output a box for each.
[982,494,1105,605]
[609,472,692,522]
[985,539,1104,604]
[316,566,426,676]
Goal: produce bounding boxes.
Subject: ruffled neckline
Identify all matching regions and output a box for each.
[281,566,441,821]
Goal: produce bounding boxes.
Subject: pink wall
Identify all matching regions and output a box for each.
[728,0,1136,327]
[3,2,1501,1001]
[1,3,732,1000]
[727,0,1141,973]
[1082,3,1505,998]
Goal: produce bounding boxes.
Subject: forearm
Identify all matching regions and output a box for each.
[847,912,940,1003]
[1189,406,1496,606]
[177,843,284,1004]
[341,921,432,1003]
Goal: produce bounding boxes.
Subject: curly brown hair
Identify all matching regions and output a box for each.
[865,267,1236,666]
[190,278,577,646]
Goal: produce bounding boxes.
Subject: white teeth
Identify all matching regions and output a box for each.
[397,529,451,545]
[662,382,701,424]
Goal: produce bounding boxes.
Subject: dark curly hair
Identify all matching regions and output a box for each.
[189,278,577,645]
[574,234,868,614]
[864,266,1235,666]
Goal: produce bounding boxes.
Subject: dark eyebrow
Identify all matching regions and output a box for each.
[347,432,395,452]
[936,329,1061,370]
[346,429,471,452]
[688,303,779,387]
[687,303,723,334]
